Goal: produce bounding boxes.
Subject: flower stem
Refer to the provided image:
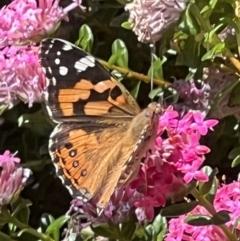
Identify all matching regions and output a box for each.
[191,188,237,241]
[97,59,171,87]
[2,207,54,241]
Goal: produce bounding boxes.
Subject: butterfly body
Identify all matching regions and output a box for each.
[39,38,160,209]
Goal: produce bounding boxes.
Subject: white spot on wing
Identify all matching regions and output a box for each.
[59,66,68,76]
[81,56,95,67]
[55,58,60,65]
[57,51,61,56]
[74,56,95,72]
[52,77,57,85]
[48,67,52,74]
[74,60,88,72]
[62,44,72,51]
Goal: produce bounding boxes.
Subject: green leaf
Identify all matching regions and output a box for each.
[147,55,166,79]
[39,213,55,233]
[18,110,52,136]
[185,214,213,226]
[130,81,141,99]
[80,226,94,241]
[108,49,124,65]
[148,87,163,100]
[176,36,203,68]
[111,39,129,68]
[145,224,156,241]
[76,24,94,53]
[0,231,15,241]
[211,211,231,225]
[121,216,137,240]
[11,198,32,225]
[121,21,133,30]
[179,3,200,35]
[199,167,218,195]
[205,176,218,204]
[231,155,240,168]
[152,214,167,241]
[228,146,240,159]
[200,0,218,19]
[228,82,240,107]
[46,215,70,241]
[91,223,119,239]
[201,42,225,61]
[161,201,198,217]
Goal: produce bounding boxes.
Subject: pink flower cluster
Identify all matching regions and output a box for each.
[0,0,83,107]
[0,45,45,107]
[0,151,31,207]
[73,106,218,223]
[0,0,83,47]
[130,106,218,220]
[165,181,240,241]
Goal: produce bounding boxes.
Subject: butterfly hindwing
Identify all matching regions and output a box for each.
[39,38,141,122]
[49,110,158,208]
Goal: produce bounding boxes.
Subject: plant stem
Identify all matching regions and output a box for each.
[191,188,237,241]
[10,217,54,241]
[98,59,171,87]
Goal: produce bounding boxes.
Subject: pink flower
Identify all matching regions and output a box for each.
[0,45,45,107]
[165,182,240,241]
[125,0,188,43]
[191,112,219,135]
[0,151,31,207]
[0,0,84,47]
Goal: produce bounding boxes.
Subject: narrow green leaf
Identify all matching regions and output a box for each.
[231,155,240,168]
[201,43,225,61]
[121,216,137,241]
[199,167,218,195]
[205,176,218,204]
[161,201,198,217]
[147,56,166,79]
[130,81,141,99]
[148,87,163,100]
[121,21,133,30]
[46,215,70,235]
[0,231,15,241]
[76,24,94,53]
[212,211,231,225]
[228,146,240,159]
[91,223,119,239]
[108,49,124,65]
[152,214,167,241]
[185,214,213,226]
[111,39,129,68]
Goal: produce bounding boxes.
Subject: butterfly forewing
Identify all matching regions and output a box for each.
[39,38,141,122]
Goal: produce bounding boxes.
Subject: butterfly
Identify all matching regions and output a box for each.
[39,38,161,211]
